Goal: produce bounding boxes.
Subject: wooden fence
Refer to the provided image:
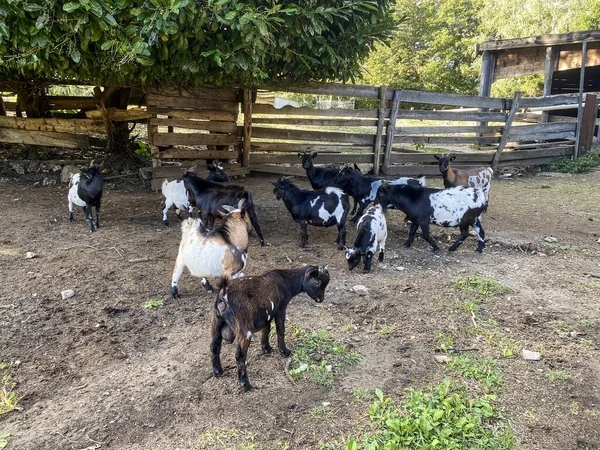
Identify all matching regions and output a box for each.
[1,81,598,188]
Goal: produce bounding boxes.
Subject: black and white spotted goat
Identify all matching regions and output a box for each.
[344,204,387,273]
[68,166,104,232]
[161,162,230,226]
[271,177,350,249]
[333,166,425,222]
[375,183,488,252]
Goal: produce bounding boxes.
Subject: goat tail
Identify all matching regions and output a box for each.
[416,174,426,187]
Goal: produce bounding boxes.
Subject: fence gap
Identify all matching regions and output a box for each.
[492,91,521,172]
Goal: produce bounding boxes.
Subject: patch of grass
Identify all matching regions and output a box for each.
[579,338,597,348]
[549,319,573,332]
[463,326,521,359]
[346,380,516,450]
[189,428,258,450]
[570,401,579,415]
[143,299,165,309]
[310,405,337,421]
[578,317,595,328]
[454,277,511,297]
[544,146,600,174]
[352,387,373,402]
[524,410,536,421]
[542,242,574,254]
[289,327,360,389]
[544,370,571,383]
[0,375,21,415]
[379,324,398,336]
[446,355,503,392]
[435,332,455,353]
[0,433,10,450]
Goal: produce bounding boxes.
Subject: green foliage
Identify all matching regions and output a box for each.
[0,433,9,450]
[0,0,395,85]
[353,387,374,402]
[143,299,164,309]
[135,140,152,159]
[0,375,21,415]
[347,380,516,450]
[544,147,600,174]
[289,327,360,388]
[454,277,511,297]
[543,370,571,383]
[447,355,503,391]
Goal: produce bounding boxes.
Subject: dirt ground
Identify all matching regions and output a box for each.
[1,170,599,450]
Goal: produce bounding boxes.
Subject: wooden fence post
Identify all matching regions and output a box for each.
[492,91,521,173]
[372,86,388,175]
[382,89,401,175]
[575,41,588,159]
[242,88,252,168]
[578,93,597,156]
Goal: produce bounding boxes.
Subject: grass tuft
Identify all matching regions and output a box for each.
[143,299,165,309]
[446,355,504,391]
[454,277,511,297]
[0,375,21,415]
[544,147,600,174]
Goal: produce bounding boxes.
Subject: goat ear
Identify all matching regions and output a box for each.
[305,266,319,279]
[322,264,330,276]
[208,162,216,170]
[220,205,235,215]
[189,164,198,173]
[433,155,440,161]
[298,152,303,158]
[450,156,456,161]
[270,181,278,187]
[311,152,318,158]
[237,198,245,210]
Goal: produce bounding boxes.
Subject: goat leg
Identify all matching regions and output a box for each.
[420,223,439,253]
[363,251,374,273]
[350,199,369,224]
[261,323,273,354]
[236,335,252,392]
[202,278,214,294]
[246,204,265,246]
[275,315,291,357]
[404,222,419,248]
[448,225,470,252]
[472,216,486,253]
[68,199,74,222]
[86,205,95,233]
[95,201,101,229]
[171,254,185,299]
[210,317,225,377]
[336,223,346,250]
[299,221,308,248]
[350,197,358,215]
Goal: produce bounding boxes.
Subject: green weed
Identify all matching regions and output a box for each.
[454,277,511,297]
[346,380,516,450]
[0,433,9,450]
[379,324,398,336]
[0,375,21,415]
[310,405,337,421]
[352,387,373,402]
[544,146,600,174]
[143,299,164,309]
[544,370,571,383]
[189,428,258,450]
[446,355,503,391]
[577,318,595,328]
[435,332,455,353]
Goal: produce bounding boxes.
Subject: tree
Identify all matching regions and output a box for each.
[0,0,396,86]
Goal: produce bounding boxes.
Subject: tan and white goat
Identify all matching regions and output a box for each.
[434,154,493,201]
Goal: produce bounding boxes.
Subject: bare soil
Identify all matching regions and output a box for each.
[1,171,599,450]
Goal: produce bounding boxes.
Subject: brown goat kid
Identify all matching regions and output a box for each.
[210,265,331,392]
[434,154,493,200]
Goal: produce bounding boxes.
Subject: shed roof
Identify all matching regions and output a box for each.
[477,29,600,53]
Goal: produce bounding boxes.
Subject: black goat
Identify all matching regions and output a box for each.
[271,177,350,249]
[375,183,488,252]
[68,167,103,232]
[182,172,264,246]
[210,265,330,391]
[333,166,425,223]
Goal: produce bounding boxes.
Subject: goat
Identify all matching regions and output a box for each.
[375,183,488,252]
[161,162,230,226]
[183,172,264,246]
[210,265,330,391]
[271,177,350,249]
[298,152,361,213]
[171,199,252,298]
[333,165,425,223]
[68,166,103,233]
[434,154,493,201]
[344,204,387,273]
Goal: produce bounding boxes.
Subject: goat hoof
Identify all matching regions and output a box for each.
[432,247,440,253]
[259,239,265,247]
[362,268,371,274]
[336,244,345,251]
[213,368,223,377]
[403,242,412,248]
[163,220,169,227]
[280,348,291,358]
[171,288,180,299]
[262,346,272,355]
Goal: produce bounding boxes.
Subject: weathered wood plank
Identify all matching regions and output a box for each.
[497,156,570,167]
[251,117,379,127]
[158,149,239,160]
[145,86,239,102]
[519,94,580,108]
[508,122,576,137]
[508,131,576,142]
[492,92,521,171]
[396,110,508,122]
[0,116,106,134]
[508,141,574,150]
[477,30,600,52]
[382,90,402,174]
[148,107,237,122]
[146,94,239,114]
[261,82,381,99]
[400,90,507,109]
[152,163,243,179]
[397,125,504,134]
[373,86,388,175]
[249,164,306,177]
[242,88,252,168]
[153,133,238,147]
[253,103,378,118]
[148,118,237,133]
[393,135,500,144]
[47,96,97,110]
[578,93,598,155]
[500,147,574,161]
[250,143,373,153]
[251,153,373,164]
[0,128,90,148]
[391,153,494,164]
[252,127,375,145]
[86,107,153,121]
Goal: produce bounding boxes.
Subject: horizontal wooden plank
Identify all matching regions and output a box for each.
[0,116,106,134]
[151,168,251,190]
[400,90,508,109]
[48,96,97,110]
[152,163,242,179]
[252,126,375,145]
[153,132,239,147]
[249,164,307,177]
[148,107,237,122]
[396,110,508,122]
[508,122,576,137]
[497,156,566,167]
[509,142,574,150]
[391,153,494,164]
[253,103,378,118]
[507,131,576,142]
[500,147,574,161]
[145,86,239,102]
[250,143,374,153]
[149,118,238,133]
[251,153,373,164]
[146,93,239,114]
[0,128,90,148]
[158,149,240,159]
[86,107,153,122]
[519,94,581,108]
[261,82,381,99]
[384,165,443,176]
[397,125,504,135]
[252,117,379,127]
[393,135,500,145]
[477,30,600,52]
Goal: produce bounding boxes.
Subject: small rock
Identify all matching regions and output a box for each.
[43,177,56,187]
[500,173,513,179]
[434,355,452,364]
[570,331,579,338]
[325,365,332,372]
[522,349,541,361]
[61,289,75,300]
[9,162,25,175]
[544,236,558,243]
[312,353,322,362]
[25,252,36,259]
[352,285,369,296]
[322,401,331,407]
[52,164,62,173]
[396,266,405,271]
